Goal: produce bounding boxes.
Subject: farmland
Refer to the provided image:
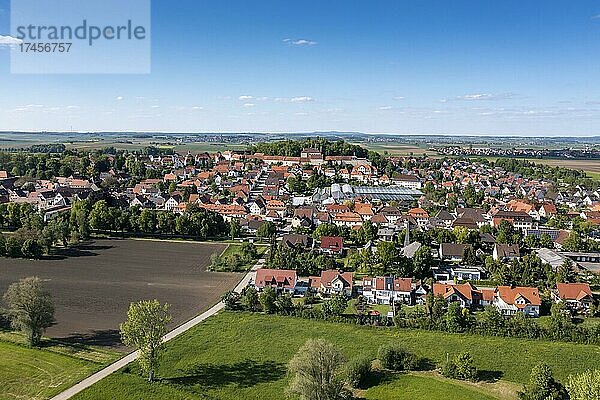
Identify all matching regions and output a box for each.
[0,238,239,344]
[72,311,600,400]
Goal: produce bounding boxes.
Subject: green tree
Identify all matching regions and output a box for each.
[479,306,505,335]
[413,245,434,280]
[88,200,110,230]
[221,290,240,310]
[20,238,42,259]
[120,300,172,382]
[524,235,539,249]
[567,370,600,400]
[539,233,553,249]
[345,355,372,389]
[375,241,398,274]
[519,362,568,400]
[562,231,583,252]
[259,286,277,314]
[442,352,478,381]
[276,293,294,315]
[313,223,342,240]
[377,344,418,371]
[287,339,349,400]
[3,277,55,346]
[229,219,241,240]
[555,259,577,283]
[446,302,467,333]
[257,222,276,240]
[322,293,348,318]
[461,246,478,265]
[242,287,261,311]
[138,209,157,233]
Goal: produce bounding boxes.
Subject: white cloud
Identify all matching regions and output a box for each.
[243,103,255,108]
[443,92,517,102]
[191,106,203,110]
[393,96,406,100]
[116,96,124,101]
[239,95,254,100]
[0,35,23,47]
[378,106,393,110]
[284,38,317,46]
[290,96,314,103]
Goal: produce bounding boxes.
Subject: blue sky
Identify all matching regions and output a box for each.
[1,0,600,135]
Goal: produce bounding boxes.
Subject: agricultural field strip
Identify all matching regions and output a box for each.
[49,258,265,400]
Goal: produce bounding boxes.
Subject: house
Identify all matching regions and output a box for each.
[164,194,182,212]
[408,207,429,228]
[254,269,297,294]
[281,234,312,249]
[492,210,535,233]
[450,266,485,281]
[393,174,422,189]
[439,243,471,262]
[493,286,541,317]
[320,236,344,255]
[248,198,266,215]
[362,276,413,305]
[436,209,455,227]
[311,270,353,297]
[539,203,557,219]
[333,212,363,228]
[433,282,483,308]
[552,283,594,311]
[493,244,521,262]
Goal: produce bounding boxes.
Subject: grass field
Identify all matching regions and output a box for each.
[362,373,502,400]
[72,311,600,400]
[1,336,120,400]
[218,243,269,270]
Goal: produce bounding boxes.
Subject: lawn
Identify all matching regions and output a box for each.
[218,243,269,270]
[73,311,600,400]
[0,336,120,400]
[363,373,501,400]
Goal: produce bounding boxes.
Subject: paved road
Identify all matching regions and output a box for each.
[50,258,265,400]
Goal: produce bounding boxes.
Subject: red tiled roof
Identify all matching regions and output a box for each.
[496,286,541,308]
[255,269,297,290]
[556,283,593,301]
[320,236,343,252]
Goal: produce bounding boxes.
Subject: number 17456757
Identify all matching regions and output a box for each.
[19,42,72,52]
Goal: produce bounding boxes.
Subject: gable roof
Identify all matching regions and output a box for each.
[433,282,481,302]
[255,269,297,290]
[495,244,520,258]
[496,286,541,307]
[320,270,353,289]
[556,283,593,301]
[320,236,343,252]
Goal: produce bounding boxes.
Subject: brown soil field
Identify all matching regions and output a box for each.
[0,239,238,347]
[529,158,600,173]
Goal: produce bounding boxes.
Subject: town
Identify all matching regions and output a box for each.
[1,139,599,324]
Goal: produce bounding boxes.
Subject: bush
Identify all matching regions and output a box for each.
[221,290,240,310]
[441,352,478,381]
[345,355,372,389]
[567,370,600,400]
[377,343,418,371]
[519,362,567,400]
